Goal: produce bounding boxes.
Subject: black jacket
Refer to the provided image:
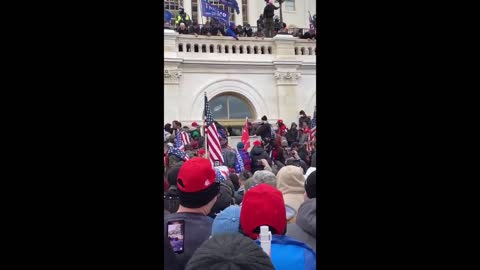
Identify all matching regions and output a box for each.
[250,145,272,173]
[299,115,311,128]
[263,4,279,19]
[285,127,299,145]
[255,122,272,141]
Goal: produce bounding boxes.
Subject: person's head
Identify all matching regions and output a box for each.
[276,119,283,126]
[197,148,206,158]
[299,110,306,117]
[191,130,200,140]
[291,142,301,151]
[210,180,235,216]
[176,158,220,212]
[276,165,305,206]
[179,23,186,30]
[252,170,277,187]
[185,234,275,270]
[282,22,287,28]
[229,173,240,191]
[164,123,172,132]
[179,7,185,14]
[191,121,199,129]
[236,142,244,151]
[310,24,314,29]
[239,170,252,186]
[173,120,182,129]
[211,205,241,236]
[240,184,287,240]
[304,170,316,199]
[261,115,268,122]
[290,122,297,129]
[302,121,308,128]
[253,140,262,148]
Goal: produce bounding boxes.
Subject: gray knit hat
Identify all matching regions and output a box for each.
[185,234,275,270]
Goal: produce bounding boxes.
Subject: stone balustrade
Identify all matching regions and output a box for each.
[164,29,316,59]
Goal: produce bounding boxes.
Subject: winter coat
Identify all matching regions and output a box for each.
[276,165,306,214]
[298,115,311,128]
[255,235,316,270]
[255,122,272,141]
[250,145,272,174]
[221,146,237,169]
[286,198,316,252]
[285,126,299,145]
[263,4,279,19]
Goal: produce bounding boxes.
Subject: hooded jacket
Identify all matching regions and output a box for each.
[249,145,271,173]
[286,198,316,252]
[285,123,299,145]
[276,166,305,214]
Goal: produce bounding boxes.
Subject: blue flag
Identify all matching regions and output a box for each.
[219,0,240,14]
[201,0,229,24]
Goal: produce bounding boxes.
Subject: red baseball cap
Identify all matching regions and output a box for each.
[240,184,286,240]
[253,140,262,146]
[192,122,199,127]
[177,158,220,208]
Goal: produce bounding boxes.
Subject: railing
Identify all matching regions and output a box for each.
[168,32,316,57]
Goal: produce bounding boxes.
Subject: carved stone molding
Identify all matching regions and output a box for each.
[274,71,301,85]
[164,69,182,84]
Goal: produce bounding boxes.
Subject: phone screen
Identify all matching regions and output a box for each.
[167,220,185,254]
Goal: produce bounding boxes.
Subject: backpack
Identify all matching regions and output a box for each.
[256,235,316,270]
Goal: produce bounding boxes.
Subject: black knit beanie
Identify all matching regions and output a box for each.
[185,234,275,270]
[305,170,316,199]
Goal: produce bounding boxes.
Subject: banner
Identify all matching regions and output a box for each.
[219,0,240,14]
[201,0,229,24]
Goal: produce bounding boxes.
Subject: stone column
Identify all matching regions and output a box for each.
[235,0,244,26]
[184,0,192,21]
[273,34,301,124]
[164,29,182,121]
[274,70,301,125]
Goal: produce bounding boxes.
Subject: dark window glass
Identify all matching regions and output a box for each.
[229,95,252,119]
[210,95,228,119]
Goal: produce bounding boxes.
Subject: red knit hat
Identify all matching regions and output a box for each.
[177,158,220,208]
[240,184,286,240]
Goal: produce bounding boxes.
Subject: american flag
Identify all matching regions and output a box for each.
[205,93,225,164]
[167,146,189,161]
[175,131,185,150]
[307,108,316,152]
[180,130,191,147]
[310,109,316,140]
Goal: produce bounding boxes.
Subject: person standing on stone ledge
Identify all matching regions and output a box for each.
[263,0,279,38]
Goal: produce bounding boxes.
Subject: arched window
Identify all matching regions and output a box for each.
[204,93,255,136]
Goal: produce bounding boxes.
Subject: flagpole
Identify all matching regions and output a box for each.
[204,116,208,160]
[204,91,209,160]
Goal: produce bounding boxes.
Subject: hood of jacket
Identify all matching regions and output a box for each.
[276,165,305,195]
[250,145,265,156]
[296,198,316,237]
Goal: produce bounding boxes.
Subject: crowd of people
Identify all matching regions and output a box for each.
[163,109,317,270]
[168,3,316,40]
